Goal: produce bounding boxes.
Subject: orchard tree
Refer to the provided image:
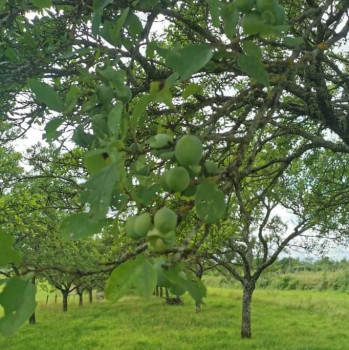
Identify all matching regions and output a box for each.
[1,0,349,338]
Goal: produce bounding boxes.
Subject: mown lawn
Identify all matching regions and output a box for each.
[0,288,348,350]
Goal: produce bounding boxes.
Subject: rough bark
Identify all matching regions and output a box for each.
[88,289,93,303]
[62,291,69,312]
[29,313,36,325]
[29,277,36,325]
[241,280,255,338]
[78,292,83,307]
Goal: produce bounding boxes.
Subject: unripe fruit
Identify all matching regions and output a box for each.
[154,207,177,233]
[256,0,277,13]
[96,85,114,105]
[159,173,171,191]
[175,135,203,167]
[148,134,173,149]
[165,166,190,192]
[133,212,152,238]
[234,0,256,13]
[125,215,137,238]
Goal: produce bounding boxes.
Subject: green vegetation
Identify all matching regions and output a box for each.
[1,0,349,340]
[0,288,348,350]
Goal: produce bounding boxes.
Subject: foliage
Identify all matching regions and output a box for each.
[0,0,349,337]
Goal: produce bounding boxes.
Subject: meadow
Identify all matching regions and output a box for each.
[0,286,348,350]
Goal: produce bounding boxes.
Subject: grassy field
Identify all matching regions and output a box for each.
[0,287,348,350]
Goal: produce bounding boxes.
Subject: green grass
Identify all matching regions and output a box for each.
[0,288,348,350]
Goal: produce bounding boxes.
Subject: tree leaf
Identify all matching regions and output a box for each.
[60,213,109,240]
[126,12,143,39]
[133,256,157,298]
[242,41,262,59]
[195,182,226,223]
[31,0,52,8]
[284,36,304,47]
[237,54,269,86]
[184,270,207,304]
[44,117,63,141]
[105,258,140,302]
[28,79,64,112]
[207,0,220,27]
[220,3,239,39]
[80,163,120,221]
[0,278,36,336]
[166,44,213,80]
[93,0,112,11]
[108,101,123,136]
[182,83,203,99]
[0,229,21,266]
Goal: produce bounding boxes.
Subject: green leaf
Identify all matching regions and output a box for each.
[106,255,157,301]
[126,12,143,39]
[0,0,6,10]
[166,44,213,80]
[207,0,220,27]
[108,102,123,136]
[84,148,110,174]
[149,81,174,109]
[136,184,159,205]
[0,278,36,336]
[0,229,21,266]
[220,3,239,39]
[242,41,262,59]
[28,79,64,112]
[72,126,94,148]
[44,118,63,141]
[182,83,203,99]
[106,7,130,43]
[195,182,226,223]
[93,0,112,10]
[184,270,207,304]
[133,257,157,298]
[80,163,121,221]
[60,213,109,240]
[237,54,269,86]
[131,95,151,131]
[105,258,139,302]
[284,36,304,47]
[31,0,52,8]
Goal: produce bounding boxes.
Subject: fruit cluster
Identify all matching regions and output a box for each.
[126,134,221,252]
[237,0,286,33]
[126,207,177,251]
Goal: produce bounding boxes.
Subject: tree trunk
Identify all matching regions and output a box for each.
[195,265,203,313]
[62,291,69,312]
[29,312,36,325]
[241,280,255,338]
[89,289,93,303]
[78,293,83,307]
[29,277,36,325]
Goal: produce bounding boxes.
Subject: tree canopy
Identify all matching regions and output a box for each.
[0,0,348,338]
